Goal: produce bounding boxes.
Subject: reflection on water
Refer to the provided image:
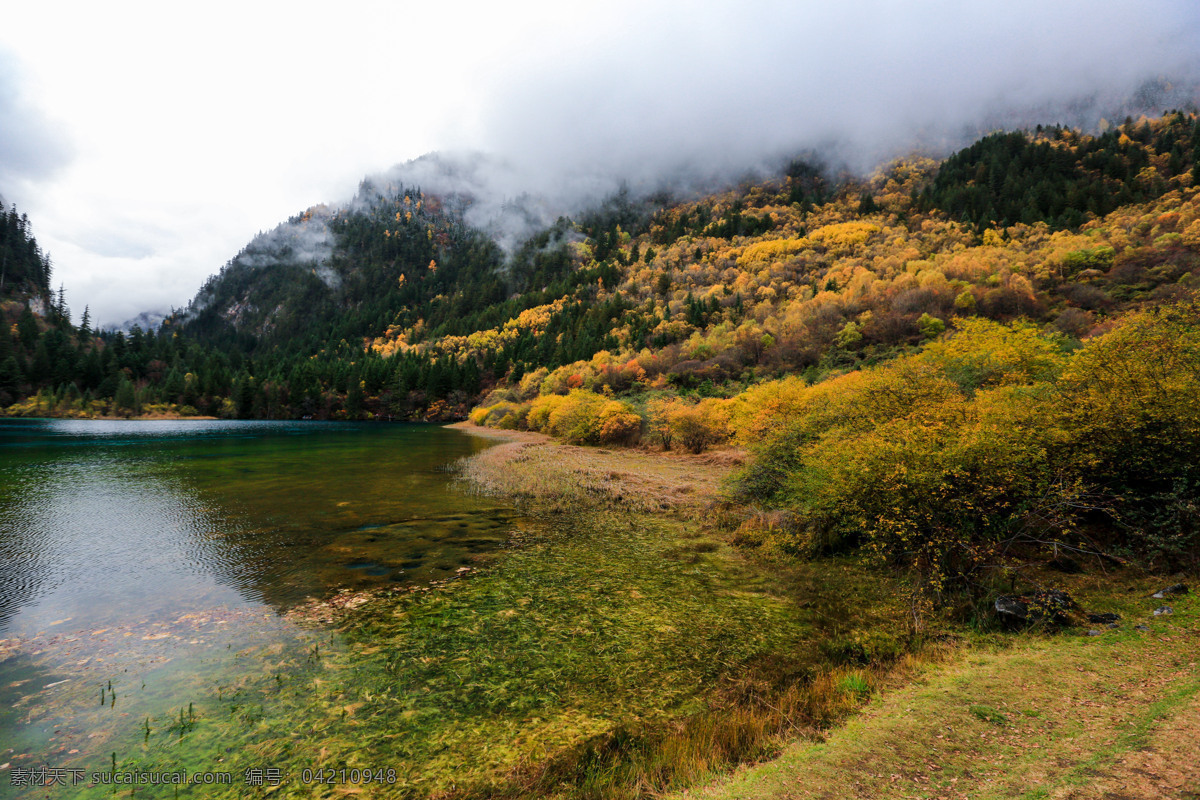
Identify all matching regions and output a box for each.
[0,419,518,797]
[0,457,245,633]
[0,419,504,635]
[0,420,834,799]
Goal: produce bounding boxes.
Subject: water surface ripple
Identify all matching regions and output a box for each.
[0,419,499,635]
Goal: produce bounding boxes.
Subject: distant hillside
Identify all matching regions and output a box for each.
[7,113,1200,421]
[111,309,169,334]
[175,182,508,357]
[368,112,1200,393]
[922,111,1200,228]
[0,200,79,408]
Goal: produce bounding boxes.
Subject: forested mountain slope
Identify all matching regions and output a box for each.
[0,198,54,300]
[395,112,1200,393]
[4,112,1200,422]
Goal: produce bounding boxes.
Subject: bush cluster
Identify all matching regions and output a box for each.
[731,305,1200,595]
[471,390,648,446]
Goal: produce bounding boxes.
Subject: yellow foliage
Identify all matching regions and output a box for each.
[737,238,811,266]
[505,299,568,331]
[1055,302,1200,479]
[527,394,566,432]
[647,396,730,453]
[808,221,880,254]
[730,300,1200,585]
[919,318,1066,391]
[729,376,811,444]
[545,390,608,444]
[516,367,549,400]
[597,400,642,445]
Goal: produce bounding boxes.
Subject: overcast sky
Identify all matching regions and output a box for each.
[1,1,1198,327]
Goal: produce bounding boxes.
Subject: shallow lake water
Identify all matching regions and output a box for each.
[0,419,505,636]
[0,419,823,798]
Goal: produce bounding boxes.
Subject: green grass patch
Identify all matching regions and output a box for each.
[671,571,1200,800]
[837,672,872,700]
[968,703,1008,725]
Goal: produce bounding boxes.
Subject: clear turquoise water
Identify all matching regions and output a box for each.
[0,419,503,636]
[0,419,820,798]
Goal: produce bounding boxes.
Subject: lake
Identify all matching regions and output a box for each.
[0,419,826,798]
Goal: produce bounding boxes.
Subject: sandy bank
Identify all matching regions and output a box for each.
[446,421,744,516]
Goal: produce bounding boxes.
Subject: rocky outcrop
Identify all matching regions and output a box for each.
[994,590,1077,626]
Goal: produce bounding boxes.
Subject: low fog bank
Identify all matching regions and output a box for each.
[173,0,1200,321]
[470,2,1200,186]
[219,73,1200,299]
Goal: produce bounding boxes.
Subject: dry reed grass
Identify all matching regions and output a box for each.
[446,644,953,800]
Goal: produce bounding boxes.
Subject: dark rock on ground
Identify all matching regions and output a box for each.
[1153,606,1174,616]
[1030,589,1078,623]
[995,590,1078,626]
[1135,624,1151,631]
[1087,612,1121,624]
[995,595,1029,622]
[1151,583,1188,599]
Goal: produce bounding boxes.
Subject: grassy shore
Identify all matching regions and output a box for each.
[673,581,1198,800]
[450,422,1200,800]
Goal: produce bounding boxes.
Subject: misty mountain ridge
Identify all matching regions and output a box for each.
[109,309,170,335]
[179,152,575,325]
[6,106,1200,425]
[159,106,1199,363]
[180,74,1200,298]
[140,72,1198,371]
